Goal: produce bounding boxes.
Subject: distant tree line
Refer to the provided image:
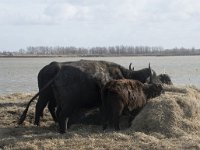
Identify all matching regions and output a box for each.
[1,46,200,56]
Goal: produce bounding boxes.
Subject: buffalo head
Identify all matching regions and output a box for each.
[144,83,164,99]
[128,63,157,84]
[158,74,173,85]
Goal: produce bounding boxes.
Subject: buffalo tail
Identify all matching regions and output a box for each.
[18,65,61,125]
[18,92,40,125]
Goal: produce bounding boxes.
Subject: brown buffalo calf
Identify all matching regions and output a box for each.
[101,79,163,130]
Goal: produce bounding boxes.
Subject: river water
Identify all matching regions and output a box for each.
[0,56,199,95]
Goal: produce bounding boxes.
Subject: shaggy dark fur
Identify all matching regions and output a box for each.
[158,74,173,85]
[101,79,163,130]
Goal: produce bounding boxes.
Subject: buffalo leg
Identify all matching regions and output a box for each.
[34,97,48,126]
[102,124,108,130]
[56,106,61,120]
[102,107,108,130]
[113,110,121,131]
[48,100,57,123]
[102,113,109,130]
[113,116,120,130]
[112,101,124,131]
[66,113,77,129]
[99,106,107,130]
[102,108,111,130]
[57,105,73,133]
[128,114,134,127]
[58,111,67,134]
[128,108,142,127]
[102,104,110,130]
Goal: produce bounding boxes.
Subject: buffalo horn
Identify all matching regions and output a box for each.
[129,63,132,70]
[149,63,153,83]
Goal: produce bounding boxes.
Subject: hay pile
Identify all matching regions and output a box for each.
[131,85,200,138]
[0,86,200,149]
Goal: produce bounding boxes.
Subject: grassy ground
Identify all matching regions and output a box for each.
[0,85,200,150]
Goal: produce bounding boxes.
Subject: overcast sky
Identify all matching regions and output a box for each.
[0,0,200,51]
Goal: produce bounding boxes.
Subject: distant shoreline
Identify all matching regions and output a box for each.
[1,54,200,58]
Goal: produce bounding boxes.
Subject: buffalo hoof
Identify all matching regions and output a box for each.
[59,130,66,134]
[102,124,107,130]
[114,126,120,131]
[40,113,44,118]
[34,122,40,126]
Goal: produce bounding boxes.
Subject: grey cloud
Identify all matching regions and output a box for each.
[1,0,200,51]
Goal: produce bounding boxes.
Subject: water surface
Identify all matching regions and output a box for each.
[0,56,199,95]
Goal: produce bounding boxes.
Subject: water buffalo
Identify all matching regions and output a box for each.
[35,61,61,123]
[157,74,173,85]
[101,79,163,130]
[18,60,156,133]
[129,63,173,85]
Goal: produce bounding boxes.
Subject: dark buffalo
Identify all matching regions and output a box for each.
[129,63,173,85]
[18,60,156,133]
[59,66,171,129]
[35,61,61,123]
[148,73,173,85]
[157,74,173,85]
[101,79,163,130]
[18,61,73,126]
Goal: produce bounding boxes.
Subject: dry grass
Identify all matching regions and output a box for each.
[0,85,200,150]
